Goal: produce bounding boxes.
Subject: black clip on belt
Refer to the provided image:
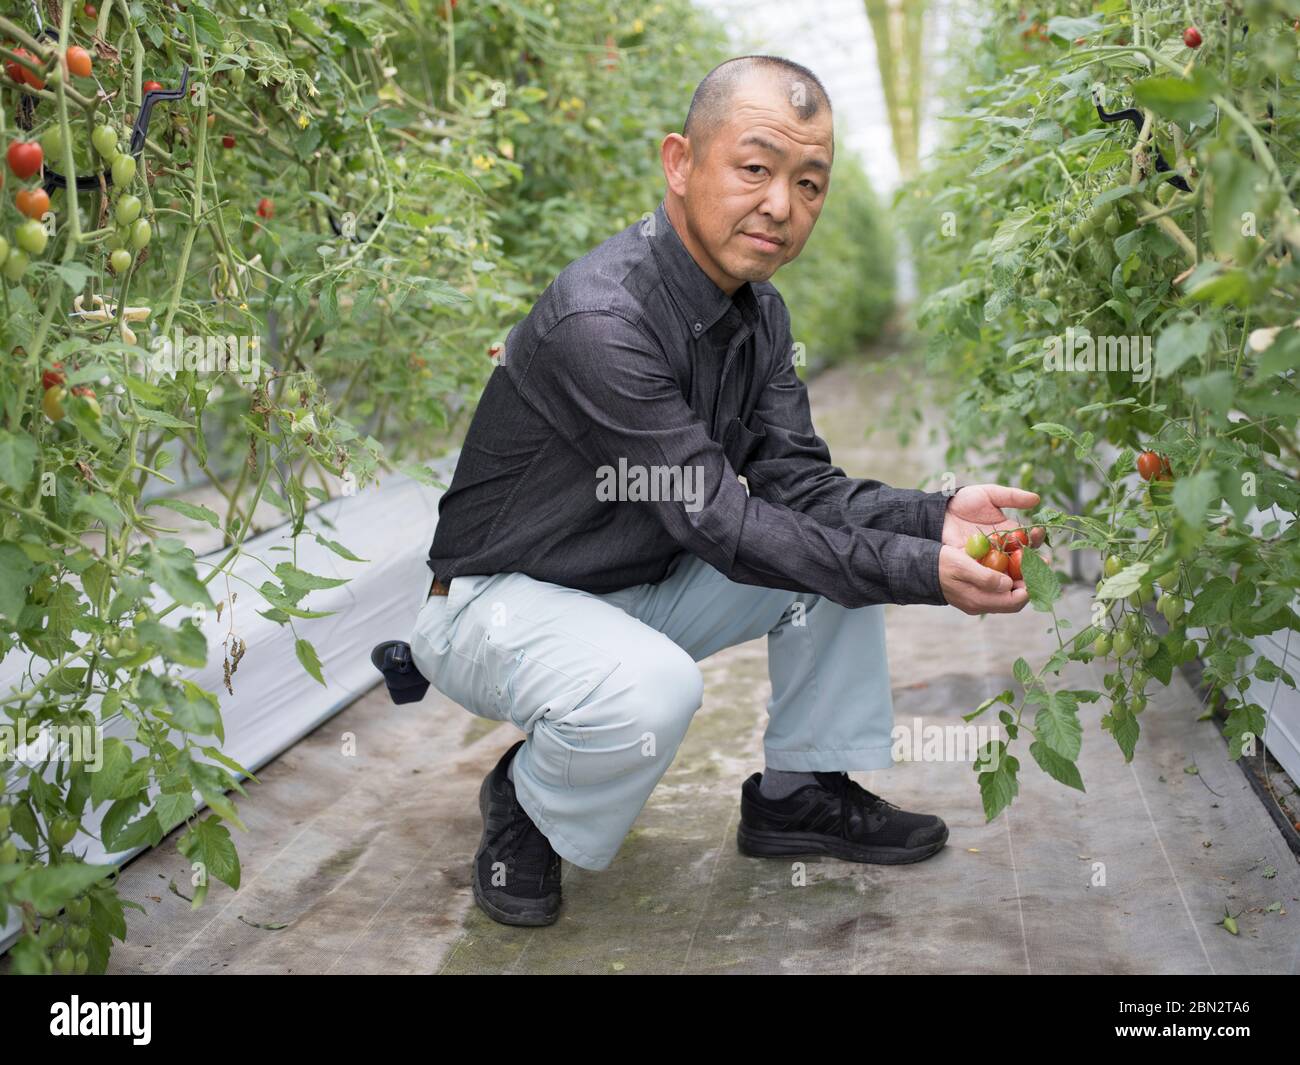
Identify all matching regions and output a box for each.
[370,640,431,705]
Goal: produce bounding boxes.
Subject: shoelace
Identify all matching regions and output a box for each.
[487,798,559,890]
[821,772,900,839]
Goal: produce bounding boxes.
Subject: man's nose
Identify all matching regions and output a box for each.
[758,182,790,224]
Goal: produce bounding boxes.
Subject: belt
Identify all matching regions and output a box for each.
[428,578,451,598]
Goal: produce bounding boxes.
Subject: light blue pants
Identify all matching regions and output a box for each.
[408,551,896,871]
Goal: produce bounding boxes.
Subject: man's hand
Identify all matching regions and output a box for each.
[938,545,1030,614]
[941,484,1046,553]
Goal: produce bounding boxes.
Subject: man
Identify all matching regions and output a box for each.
[412,55,1041,927]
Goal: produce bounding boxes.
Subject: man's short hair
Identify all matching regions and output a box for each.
[682,55,833,156]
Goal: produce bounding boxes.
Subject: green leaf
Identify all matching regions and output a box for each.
[1035,691,1083,760]
[0,542,38,621]
[74,492,127,532]
[313,533,367,562]
[1029,740,1085,791]
[1045,15,1101,39]
[1155,319,1213,378]
[1171,470,1220,526]
[295,637,326,685]
[147,538,214,609]
[1101,703,1140,761]
[178,817,241,891]
[133,406,196,430]
[1021,548,1060,612]
[1096,562,1149,600]
[1208,150,1265,257]
[274,562,348,591]
[10,861,118,912]
[165,678,224,741]
[977,746,1019,821]
[0,430,38,491]
[1131,72,1217,127]
[147,499,222,529]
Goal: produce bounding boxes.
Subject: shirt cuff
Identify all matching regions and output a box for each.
[909,489,955,542]
[884,536,948,606]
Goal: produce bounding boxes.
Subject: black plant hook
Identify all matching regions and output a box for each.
[13,16,190,198]
[1092,90,1193,193]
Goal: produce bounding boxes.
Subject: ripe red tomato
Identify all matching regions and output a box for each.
[1008,550,1023,581]
[1183,26,1202,48]
[15,187,49,219]
[222,134,236,149]
[981,548,1010,574]
[992,528,1029,552]
[7,141,44,180]
[256,196,273,218]
[42,364,65,390]
[142,80,163,93]
[7,49,45,89]
[1136,450,1163,481]
[65,46,92,79]
[82,3,98,17]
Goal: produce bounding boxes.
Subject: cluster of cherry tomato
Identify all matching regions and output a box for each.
[1136,449,1174,482]
[964,526,1041,581]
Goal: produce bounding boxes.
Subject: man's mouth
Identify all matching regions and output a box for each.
[742,232,784,252]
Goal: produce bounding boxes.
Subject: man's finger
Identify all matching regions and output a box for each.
[981,484,1041,510]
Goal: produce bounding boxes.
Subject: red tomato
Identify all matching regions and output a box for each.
[15,187,50,219]
[222,134,236,149]
[65,46,92,79]
[1008,551,1023,581]
[256,196,273,218]
[1136,450,1163,481]
[1183,26,1202,48]
[42,364,65,390]
[981,548,1010,574]
[7,141,44,180]
[142,80,163,93]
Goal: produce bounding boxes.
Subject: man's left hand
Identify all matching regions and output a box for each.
[941,485,1046,566]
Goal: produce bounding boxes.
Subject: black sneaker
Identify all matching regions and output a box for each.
[473,740,563,926]
[737,771,949,864]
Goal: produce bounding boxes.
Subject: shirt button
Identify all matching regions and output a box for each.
[693,321,703,334]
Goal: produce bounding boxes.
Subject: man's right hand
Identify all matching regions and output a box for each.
[937,545,1030,614]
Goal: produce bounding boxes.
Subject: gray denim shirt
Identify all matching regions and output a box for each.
[426,199,952,609]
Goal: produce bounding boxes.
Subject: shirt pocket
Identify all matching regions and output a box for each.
[722,414,767,476]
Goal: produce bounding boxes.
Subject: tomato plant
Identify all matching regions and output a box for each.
[904,0,1300,822]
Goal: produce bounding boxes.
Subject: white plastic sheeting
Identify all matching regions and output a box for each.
[0,459,452,954]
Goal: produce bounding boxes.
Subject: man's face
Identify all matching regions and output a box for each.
[665,75,833,294]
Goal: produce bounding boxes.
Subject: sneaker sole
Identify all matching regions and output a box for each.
[736,822,949,865]
[471,763,561,928]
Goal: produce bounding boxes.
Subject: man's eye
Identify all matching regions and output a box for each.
[744,164,766,175]
[801,179,821,194]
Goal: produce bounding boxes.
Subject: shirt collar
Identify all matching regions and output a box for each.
[647,199,760,338]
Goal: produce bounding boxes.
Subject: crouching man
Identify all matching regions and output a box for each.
[411,55,1041,926]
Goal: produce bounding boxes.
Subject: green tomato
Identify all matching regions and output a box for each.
[109,248,133,274]
[1112,631,1133,656]
[68,924,89,947]
[1124,612,1145,636]
[228,65,245,87]
[1140,637,1159,660]
[49,817,79,847]
[115,194,142,225]
[122,629,140,652]
[130,218,152,250]
[16,219,48,255]
[91,124,119,159]
[111,152,137,187]
[107,226,127,251]
[68,897,91,921]
[38,921,63,946]
[3,249,30,282]
[103,633,122,656]
[1131,666,1148,689]
[1104,213,1121,236]
[1182,639,1198,661]
[1104,555,1123,578]
[1093,633,1112,657]
[74,951,89,974]
[54,947,75,973]
[1159,595,1185,623]
[965,532,990,559]
[1130,693,1147,714]
[0,236,8,267]
[1067,223,1083,243]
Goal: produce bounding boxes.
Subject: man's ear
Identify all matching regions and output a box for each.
[661,132,692,197]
